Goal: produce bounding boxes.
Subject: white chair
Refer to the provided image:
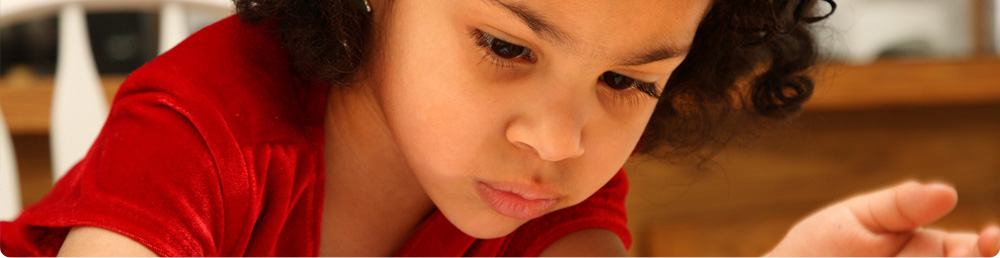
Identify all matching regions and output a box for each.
[1,106,20,221]
[993,0,1000,54]
[0,0,232,221]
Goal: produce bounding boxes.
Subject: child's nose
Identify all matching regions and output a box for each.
[504,96,587,162]
[506,120,585,162]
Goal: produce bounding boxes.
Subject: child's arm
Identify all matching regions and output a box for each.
[57,226,158,257]
[537,228,628,256]
[767,181,1000,257]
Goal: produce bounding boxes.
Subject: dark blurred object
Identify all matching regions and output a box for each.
[0,16,57,76]
[1,11,158,77]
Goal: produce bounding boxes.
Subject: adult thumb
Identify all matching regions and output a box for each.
[845,181,958,233]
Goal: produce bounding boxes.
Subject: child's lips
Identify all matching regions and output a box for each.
[475,181,559,220]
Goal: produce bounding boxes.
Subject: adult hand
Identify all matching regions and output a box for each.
[767,181,1000,257]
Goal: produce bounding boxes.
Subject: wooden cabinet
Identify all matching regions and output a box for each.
[808,56,1000,110]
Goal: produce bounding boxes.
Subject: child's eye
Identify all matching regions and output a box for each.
[599,71,661,99]
[471,30,535,65]
[488,36,530,59]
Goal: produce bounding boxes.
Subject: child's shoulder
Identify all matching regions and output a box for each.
[116,15,328,145]
[0,18,331,256]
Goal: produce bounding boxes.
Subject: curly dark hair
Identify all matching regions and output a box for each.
[233,0,835,161]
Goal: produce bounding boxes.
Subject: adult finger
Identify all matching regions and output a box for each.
[845,181,958,233]
[978,225,1000,257]
[895,229,946,256]
[940,226,1000,257]
[942,232,979,257]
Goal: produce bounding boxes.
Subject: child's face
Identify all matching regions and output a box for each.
[372,0,709,238]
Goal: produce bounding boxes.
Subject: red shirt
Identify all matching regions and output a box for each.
[0,16,630,257]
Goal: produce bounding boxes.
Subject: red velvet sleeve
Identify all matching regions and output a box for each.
[1,73,253,257]
[503,169,631,256]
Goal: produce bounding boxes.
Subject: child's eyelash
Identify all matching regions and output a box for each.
[600,72,662,104]
[469,29,660,105]
[469,29,533,70]
[605,81,661,106]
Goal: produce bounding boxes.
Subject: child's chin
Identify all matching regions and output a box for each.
[448,214,527,239]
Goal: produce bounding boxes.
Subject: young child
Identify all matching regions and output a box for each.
[2,0,999,256]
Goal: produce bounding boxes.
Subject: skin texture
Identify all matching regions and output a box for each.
[57,226,156,256]
[54,0,1000,257]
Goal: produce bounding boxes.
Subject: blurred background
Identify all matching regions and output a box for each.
[0,0,998,256]
[625,0,1000,256]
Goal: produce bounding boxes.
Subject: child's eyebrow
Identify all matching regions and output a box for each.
[483,0,690,66]
[482,0,573,45]
[617,44,690,66]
